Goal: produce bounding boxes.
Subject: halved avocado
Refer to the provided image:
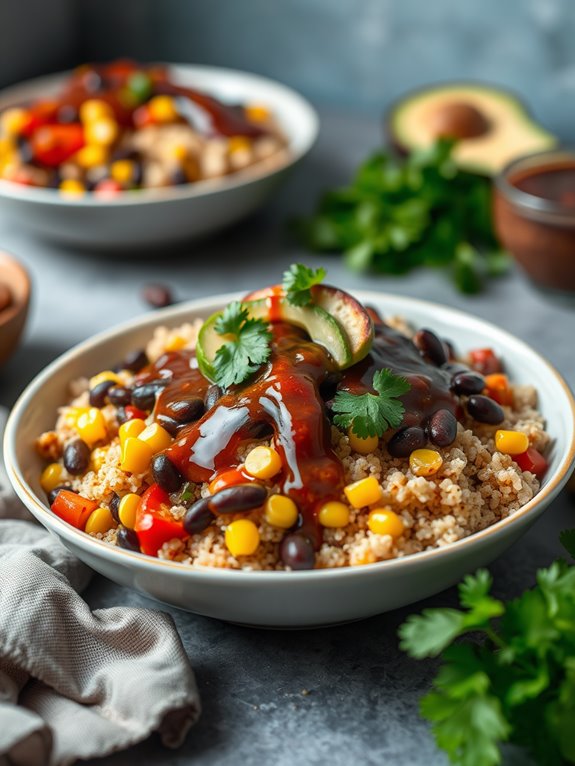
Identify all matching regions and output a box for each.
[196,287,374,383]
[387,83,556,176]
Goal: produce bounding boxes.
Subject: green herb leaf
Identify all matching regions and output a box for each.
[331,368,410,438]
[399,529,575,766]
[296,139,507,294]
[212,301,272,388]
[282,263,326,306]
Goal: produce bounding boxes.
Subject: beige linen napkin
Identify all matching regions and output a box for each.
[0,407,201,766]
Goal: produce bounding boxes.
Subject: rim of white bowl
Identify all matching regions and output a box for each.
[0,64,319,207]
[5,290,575,582]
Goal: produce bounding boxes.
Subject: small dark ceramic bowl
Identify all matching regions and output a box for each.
[493,148,575,295]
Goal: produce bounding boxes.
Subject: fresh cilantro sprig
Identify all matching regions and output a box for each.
[331,368,410,438]
[399,532,575,766]
[296,139,509,294]
[213,301,272,388]
[282,263,326,306]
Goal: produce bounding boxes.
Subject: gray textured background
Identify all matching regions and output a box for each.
[2,0,575,136]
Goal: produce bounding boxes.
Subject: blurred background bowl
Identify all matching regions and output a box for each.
[0,64,319,251]
[0,250,30,366]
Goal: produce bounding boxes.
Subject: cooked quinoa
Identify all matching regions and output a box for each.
[36,313,549,571]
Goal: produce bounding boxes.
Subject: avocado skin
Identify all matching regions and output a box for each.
[386,82,557,176]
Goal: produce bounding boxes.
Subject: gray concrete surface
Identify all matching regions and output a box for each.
[1,109,573,765]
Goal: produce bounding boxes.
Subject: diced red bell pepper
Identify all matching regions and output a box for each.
[20,101,59,137]
[484,373,514,407]
[133,105,154,128]
[30,123,85,167]
[208,468,255,495]
[514,448,548,479]
[134,483,188,556]
[124,405,148,421]
[93,179,123,198]
[51,490,98,529]
[469,348,502,376]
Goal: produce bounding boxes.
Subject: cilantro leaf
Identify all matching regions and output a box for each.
[399,530,575,766]
[331,368,410,438]
[297,139,507,294]
[282,263,326,306]
[212,301,272,388]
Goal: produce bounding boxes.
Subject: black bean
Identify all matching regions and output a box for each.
[319,371,343,401]
[451,371,485,396]
[108,386,132,407]
[142,283,173,309]
[204,384,222,410]
[444,339,457,361]
[132,384,159,411]
[89,379,115,408]
[280,534,315,570]
[84,70,105,93]
[57,104,78,124]
[63,439,91,475]
[116,407,129,425]
[428,409,458,448]
[170,168,188,186]
[467,395,504,425]
[122,349,149,373]
[16,136,34,163]
[166,397,204,424]
[156,414,182,437]
[387,426,427,458]
[414,329,448,366]
[109,492,121,523]
[152,454,183,493]
[183,498,213,534]
[47,485,73,505]
[209,484,267,515]
[442,362,469,376]
[117,526,141,552]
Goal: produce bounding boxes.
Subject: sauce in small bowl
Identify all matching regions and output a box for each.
[493,149,575,295]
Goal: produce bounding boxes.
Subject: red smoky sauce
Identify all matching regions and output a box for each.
[511,160,575,208]
[135,316,457,546]
[56,61,268,138]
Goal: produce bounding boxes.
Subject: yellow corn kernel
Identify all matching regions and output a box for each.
[343,476,383,509]
[85,506,116,535]
[148,96,179,122]
[90,447,108,471]
[118,493,140,529]
[368,507,405,539]
[495,429,529,456]
[138,422,172,454]
[245,104,270,122]
[110,159,134,184]
[119,418,146,445]
[89,370,123,389]
[76,407,107,446]
[120,437,153,474]
[318,501,350,528]
[164,335,186,352]
[228,136,251,154]
[40,462,63,493]
[75,144,108,169]
[225,519,260,557]
[59,179,85,196]
[244,446,282,480]
[85,117,119,146]
[79,99,114,123]
[348,429,379,455]
[409,449,443,477]
[169,143,188,161]
[264,494,298,529]
[0,108,28,136]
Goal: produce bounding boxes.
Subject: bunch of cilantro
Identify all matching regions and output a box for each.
[297,139,508,294]
[399,530,575,765]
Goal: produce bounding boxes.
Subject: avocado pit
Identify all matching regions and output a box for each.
[428,102,491,140]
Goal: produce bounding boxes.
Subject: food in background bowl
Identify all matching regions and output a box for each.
[36,266,550,570]
[0,60,288,195]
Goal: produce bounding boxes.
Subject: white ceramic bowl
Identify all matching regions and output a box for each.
[4,292,575,628]
[0,65,318,250]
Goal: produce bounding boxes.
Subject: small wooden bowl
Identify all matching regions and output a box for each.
[0,251,30,366]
